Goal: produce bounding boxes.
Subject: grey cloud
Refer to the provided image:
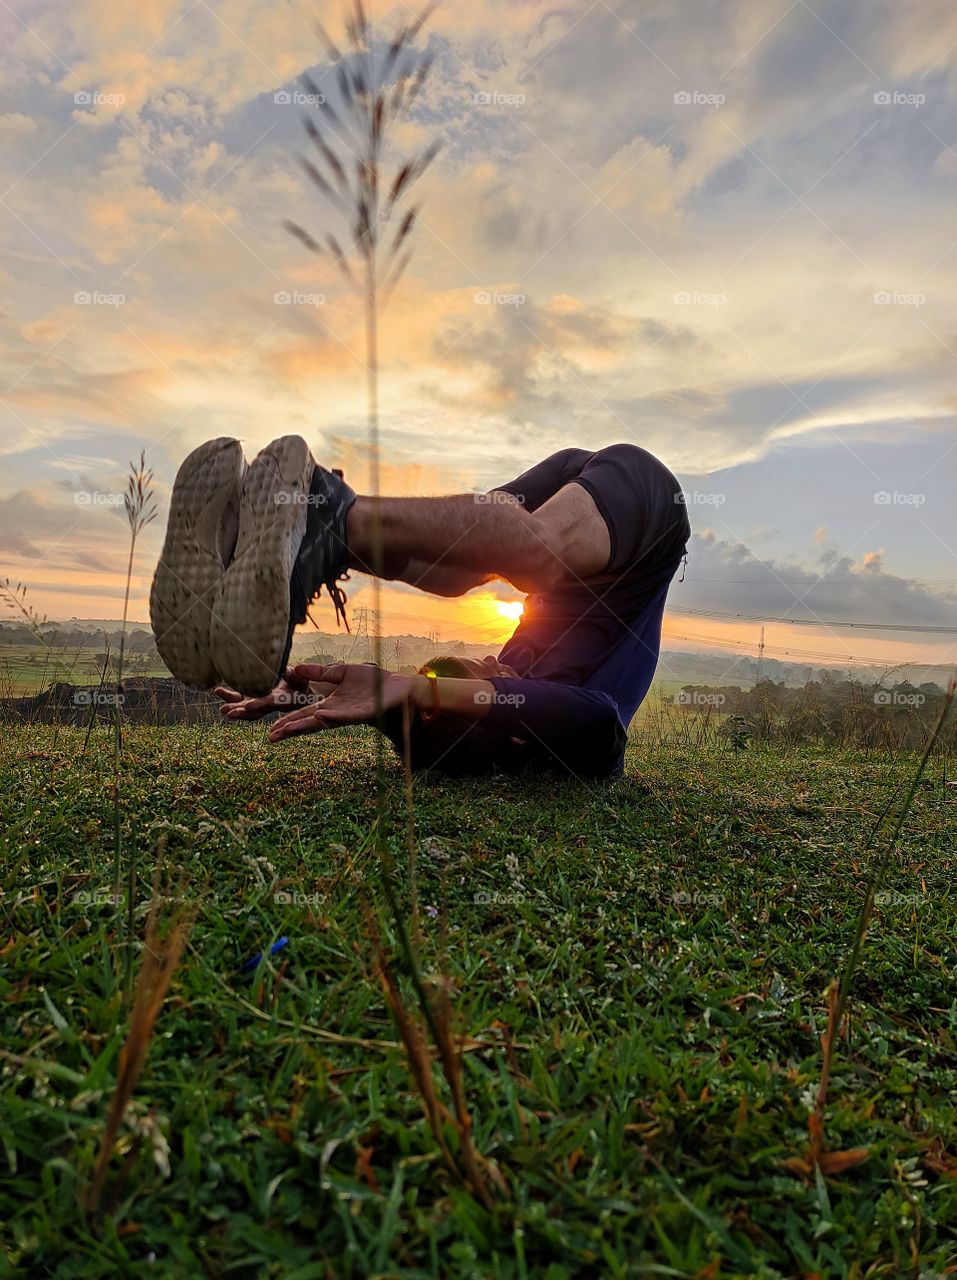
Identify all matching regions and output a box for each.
[679,530,957,626]
[430,296,703,417]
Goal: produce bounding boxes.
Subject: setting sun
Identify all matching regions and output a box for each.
[495,600,525,622]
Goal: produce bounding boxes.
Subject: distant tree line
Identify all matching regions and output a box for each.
[0,625,157,653]
[670,677,954,752]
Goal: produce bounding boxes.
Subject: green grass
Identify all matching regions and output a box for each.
[0,648,169,695]
[1,724,955,1277]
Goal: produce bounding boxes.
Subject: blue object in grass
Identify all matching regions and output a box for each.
[240,936,289,975]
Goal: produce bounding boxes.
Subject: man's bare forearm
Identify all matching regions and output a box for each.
[398,558,495,597]
[407,674,496,718]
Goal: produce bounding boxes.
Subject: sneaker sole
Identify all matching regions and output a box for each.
[149,438,244,688]
[209,435,315,696]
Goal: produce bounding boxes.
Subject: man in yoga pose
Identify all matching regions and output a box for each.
[149,437,690,778]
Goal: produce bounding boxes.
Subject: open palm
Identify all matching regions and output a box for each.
[268,663,411,742]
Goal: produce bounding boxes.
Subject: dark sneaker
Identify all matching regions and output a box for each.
[149,438,244,689]
[210,435,355,695]
[289,462,355,637]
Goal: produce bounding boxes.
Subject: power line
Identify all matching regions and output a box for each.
[684,577,957,587]
[671,607,957,634]
[666,629,953,670]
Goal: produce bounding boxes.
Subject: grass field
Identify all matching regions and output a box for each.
[0,648,170,695]
[2,723,956,1277]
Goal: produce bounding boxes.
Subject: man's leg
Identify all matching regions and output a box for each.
[345,484,612,596]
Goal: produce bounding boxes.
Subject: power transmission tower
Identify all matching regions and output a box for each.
[352,606,381,663]
[756,625,765,685]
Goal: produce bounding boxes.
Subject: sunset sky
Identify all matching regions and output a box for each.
[2,0,956,676]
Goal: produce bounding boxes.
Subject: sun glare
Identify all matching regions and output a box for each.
[495,600,525,622]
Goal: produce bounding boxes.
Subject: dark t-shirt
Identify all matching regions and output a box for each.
[391,444,690,779]
[494,444,690,726]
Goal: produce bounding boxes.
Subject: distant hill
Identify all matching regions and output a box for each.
[2,620,952,691]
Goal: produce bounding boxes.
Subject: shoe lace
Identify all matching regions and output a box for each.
[325,575,350,630]
[293,562,351,632]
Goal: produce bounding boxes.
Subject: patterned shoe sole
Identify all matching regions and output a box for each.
[209,435,316,696]
[149,438,244,689]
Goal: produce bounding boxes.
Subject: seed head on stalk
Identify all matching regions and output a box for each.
[284,0,439,603]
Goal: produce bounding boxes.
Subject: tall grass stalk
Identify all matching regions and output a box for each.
[286,0,454,1155]
[288,5,502,1206]
[1,578,49,639]
[115,455,157,1000]
[285,0,438,663]
[806,673,956,1172]
[86,884,193,1213]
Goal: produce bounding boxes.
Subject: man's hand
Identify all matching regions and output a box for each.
[214,667,334,722]
[268,663,415,742]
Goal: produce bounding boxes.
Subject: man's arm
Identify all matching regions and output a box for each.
[345,479,610,597]
[265,664,626,777]
[266,663,501,741]
[397,559,496,597]
[481,676,626,777]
